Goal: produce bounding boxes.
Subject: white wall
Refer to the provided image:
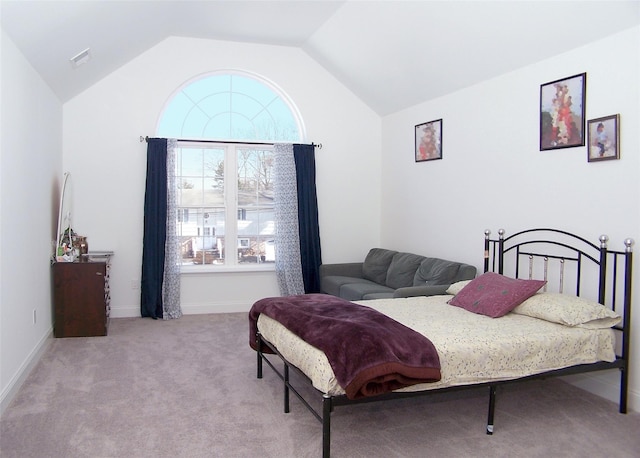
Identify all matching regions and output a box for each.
[381,26,640,411]
[0,29,63,414]
[63,37,381,317]
[4,23,636,418]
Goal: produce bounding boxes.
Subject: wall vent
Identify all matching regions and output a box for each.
[69,48,91,68]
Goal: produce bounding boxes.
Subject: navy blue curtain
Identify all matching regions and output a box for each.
[140,138,167,319]
[293,144,322,293]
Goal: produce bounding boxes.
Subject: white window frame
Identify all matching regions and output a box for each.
[179,142,275,273]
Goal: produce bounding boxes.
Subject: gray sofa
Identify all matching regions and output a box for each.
[320,248,477,301]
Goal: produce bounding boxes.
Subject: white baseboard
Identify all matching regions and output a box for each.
[109,305,141,318]
[181,300,251,315]
[0,327,52,417]
[109,301,252,318]
[563,372,639,413]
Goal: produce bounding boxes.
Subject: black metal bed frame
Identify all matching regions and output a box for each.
[255,228,634,458]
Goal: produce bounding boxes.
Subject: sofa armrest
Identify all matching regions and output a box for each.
[393,284,451,298]
[319,262,364,279]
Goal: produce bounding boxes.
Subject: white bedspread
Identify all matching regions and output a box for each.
[256,295,616,396]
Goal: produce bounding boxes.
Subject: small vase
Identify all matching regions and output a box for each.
[79,237,89,255]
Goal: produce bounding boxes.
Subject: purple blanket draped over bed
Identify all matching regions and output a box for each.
[249,293,441,399]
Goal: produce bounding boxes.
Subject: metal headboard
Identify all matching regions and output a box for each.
[483,227,633,340]
[484,228,633,315]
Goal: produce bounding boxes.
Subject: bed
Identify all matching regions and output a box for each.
[249,228,634,457]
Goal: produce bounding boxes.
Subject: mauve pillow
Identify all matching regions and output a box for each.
[447,272,546,318]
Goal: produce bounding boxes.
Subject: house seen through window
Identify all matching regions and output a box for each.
[157,72,303,266]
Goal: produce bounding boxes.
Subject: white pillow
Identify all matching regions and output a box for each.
[445,279,472,296]
[511,292,621,329]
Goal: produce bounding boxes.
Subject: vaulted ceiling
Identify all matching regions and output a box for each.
[2,1,638,115]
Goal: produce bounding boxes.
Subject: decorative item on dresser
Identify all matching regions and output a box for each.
[53,252,113,338]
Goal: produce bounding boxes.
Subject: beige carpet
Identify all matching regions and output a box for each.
[1,312,639,457]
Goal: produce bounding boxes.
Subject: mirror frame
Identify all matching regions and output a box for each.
[56,172,73,258]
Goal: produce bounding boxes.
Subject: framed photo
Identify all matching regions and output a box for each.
[587,114,620,162]
[540,72,586,150]
[415,119,442,162]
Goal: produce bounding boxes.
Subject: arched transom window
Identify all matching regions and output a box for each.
[157,72,303,142]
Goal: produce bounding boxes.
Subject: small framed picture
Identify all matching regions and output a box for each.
[587,114,620,162]
[415,119,442,162]
[540,72,586,150]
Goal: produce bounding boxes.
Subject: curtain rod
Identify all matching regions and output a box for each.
[139,136,322,149]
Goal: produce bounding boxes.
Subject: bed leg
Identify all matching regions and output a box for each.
[322,395,332,458]
[256,333,263,379]
[619,367,628,414]
[486,385,497,435]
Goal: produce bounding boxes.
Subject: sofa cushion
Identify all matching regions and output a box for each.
[413,257,461,286]
[386,252,426,289]
[321,276,365,297]
[362,248,398,285]
[362,292,396,300]
[339,281,395,301]
[456,264,478,283]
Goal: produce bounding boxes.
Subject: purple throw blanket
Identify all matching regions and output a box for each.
[249,293,441,399]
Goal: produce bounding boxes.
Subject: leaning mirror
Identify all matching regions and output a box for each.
[55,172,75,261]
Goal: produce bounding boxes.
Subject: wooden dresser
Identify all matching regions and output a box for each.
[53,256,111,338]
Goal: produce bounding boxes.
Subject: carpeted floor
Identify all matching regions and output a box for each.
[1,312,639,457]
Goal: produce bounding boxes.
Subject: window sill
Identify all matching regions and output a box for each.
[180,264,276,274]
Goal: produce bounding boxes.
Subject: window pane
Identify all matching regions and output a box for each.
[198,93,232,118]
[236,147,274,264]
[229,114,257,140]
[157,92,193,137]
[177,147,203,177]
[237,207,274,264]
[183,75,231,101]
[176,148,224,208]
[184,207,225,265]
[203,149,223,177]
[203,113,232,139]
[237,149,274,207]
[232,77,277,106]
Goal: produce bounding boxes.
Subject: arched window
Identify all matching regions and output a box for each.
[157,72,304,268]
[157,71,304,142]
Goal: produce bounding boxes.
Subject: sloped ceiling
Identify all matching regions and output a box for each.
[2,0,639,115]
